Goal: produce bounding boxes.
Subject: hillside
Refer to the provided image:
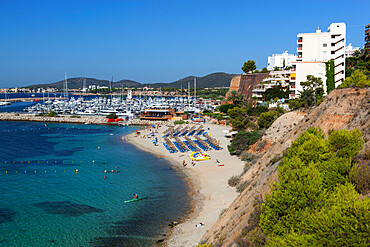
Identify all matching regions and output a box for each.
[26,72,236,89]
[200,87,370,246]
[27,77,140,90]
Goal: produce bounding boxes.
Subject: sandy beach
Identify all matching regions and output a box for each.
[127,123,243,246]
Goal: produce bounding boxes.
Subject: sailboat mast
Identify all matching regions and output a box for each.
[194,78,196,108]
[188,81,190,108]
[64,72,68,99]
[110,77,113,101]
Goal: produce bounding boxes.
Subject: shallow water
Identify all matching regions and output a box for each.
[0,121,189,246]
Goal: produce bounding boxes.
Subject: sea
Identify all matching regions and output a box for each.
[0,120,190,246]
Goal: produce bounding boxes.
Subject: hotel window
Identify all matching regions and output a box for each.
[323,51,327,55]
[323,43,327,47]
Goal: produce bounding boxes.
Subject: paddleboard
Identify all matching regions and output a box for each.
[124,196,147,203]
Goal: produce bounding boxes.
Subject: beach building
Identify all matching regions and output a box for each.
[365,24,370,49]
[267,51,297,71]
[293,22,346,96]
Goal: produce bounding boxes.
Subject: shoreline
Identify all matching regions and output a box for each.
[126,123,243,246]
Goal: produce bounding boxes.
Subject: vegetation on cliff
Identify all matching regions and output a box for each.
[253,127,370,246]
[346,48,370,78]
[289,75,324,110]
[339,70,370,89]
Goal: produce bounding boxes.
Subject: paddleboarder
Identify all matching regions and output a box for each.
[133,193,139,199]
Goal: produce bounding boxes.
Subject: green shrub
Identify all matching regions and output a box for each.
[241,152,260,162]
[353,163,370,195]
[260,127,368,245]
[228,130,260,155]
[218,103,234,114]
[47,111,56,117]
[236,180,251,193]
[106,113,118,119]
[228,175,240,187]
[174,120,186,124]
[257,110,279,129]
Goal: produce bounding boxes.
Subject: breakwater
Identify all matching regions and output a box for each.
[0,113,171,126]
[0,113,107,124]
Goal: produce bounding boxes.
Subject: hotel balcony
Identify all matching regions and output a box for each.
[297,38,303,43]
[290,77,296,81]
[297,47,302,51]
[297,54,302,58]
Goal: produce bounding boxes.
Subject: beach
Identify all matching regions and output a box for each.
[127,123,243,246]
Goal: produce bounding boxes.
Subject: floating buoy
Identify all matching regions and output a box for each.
[47,161,49,163]
[28,161,30,163]
[93,160,95,163]
[6,171,7,173]
[75,169,78,173]
[35,171,36,173]
[55,161,57,163]
[104,176,106,179]
[25,171,26,173]
[71,161,73,163]
[98,147,100,149]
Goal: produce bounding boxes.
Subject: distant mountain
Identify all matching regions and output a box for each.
[149,72,236,88]
[27,77,141,90]
[26,72,236,89]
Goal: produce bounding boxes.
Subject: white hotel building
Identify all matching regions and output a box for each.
[292,23,346,96]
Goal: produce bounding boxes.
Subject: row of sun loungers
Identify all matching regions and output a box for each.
[163,137,177,153]
[172,136,189,152]
[161,125,222,153]
[194,136,211,151]
[203,133,222,150]
[184,136,201,152]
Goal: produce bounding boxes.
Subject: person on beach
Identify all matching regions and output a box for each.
[216,159,220,163]
[133,193,139,199]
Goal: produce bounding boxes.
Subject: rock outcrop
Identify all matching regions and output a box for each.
[225,73,269,102]
[201,87,370,246]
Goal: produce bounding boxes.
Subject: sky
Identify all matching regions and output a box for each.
[0,0,369,87]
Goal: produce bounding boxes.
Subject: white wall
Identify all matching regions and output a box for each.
[294,62,326,95]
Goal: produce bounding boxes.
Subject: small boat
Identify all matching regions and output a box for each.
[124,196,147,203]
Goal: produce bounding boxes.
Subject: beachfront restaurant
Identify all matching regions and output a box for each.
[140,108,175,121]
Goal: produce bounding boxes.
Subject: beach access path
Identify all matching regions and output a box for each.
[127,123,243,246]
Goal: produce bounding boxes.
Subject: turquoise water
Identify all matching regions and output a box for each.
[0,121,189,246]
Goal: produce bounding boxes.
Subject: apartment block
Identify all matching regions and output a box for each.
[365,24,370,49]
[252,70,294,103]
[267,51,297,71]
[293,23,346,95]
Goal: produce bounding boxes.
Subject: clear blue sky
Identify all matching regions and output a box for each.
[0,0,369,87]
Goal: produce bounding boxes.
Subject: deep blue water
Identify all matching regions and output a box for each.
[0,121,189,246]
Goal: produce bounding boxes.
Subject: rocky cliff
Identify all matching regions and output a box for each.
[225,73,269,102]
[201,87,370,246]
